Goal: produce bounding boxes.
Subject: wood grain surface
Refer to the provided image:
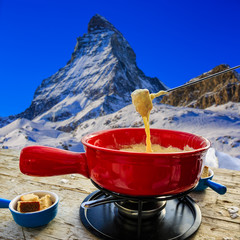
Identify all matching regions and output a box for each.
[0,149,239,240]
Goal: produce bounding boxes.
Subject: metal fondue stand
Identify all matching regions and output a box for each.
[80,181,201,240]
[79,65,240,240]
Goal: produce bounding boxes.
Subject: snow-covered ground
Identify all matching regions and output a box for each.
[0,101,240,171]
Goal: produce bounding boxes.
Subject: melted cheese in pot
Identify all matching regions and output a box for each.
[120,143,193,153]
[131,89,167,152]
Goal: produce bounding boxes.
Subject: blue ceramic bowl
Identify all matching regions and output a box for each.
[4,190,59,228]
[194,168,227,195]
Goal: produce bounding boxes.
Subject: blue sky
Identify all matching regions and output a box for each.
[0,0,239,117]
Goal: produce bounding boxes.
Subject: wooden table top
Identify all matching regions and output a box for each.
[0,149,239,240]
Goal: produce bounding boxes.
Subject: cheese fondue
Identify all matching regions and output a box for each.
[120,143,193,153]
[131,89,167,152]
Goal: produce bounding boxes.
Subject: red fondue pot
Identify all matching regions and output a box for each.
[20,128,210,197]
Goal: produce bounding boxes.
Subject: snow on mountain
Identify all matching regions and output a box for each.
[1,101,240,170]
[0,118,77,150]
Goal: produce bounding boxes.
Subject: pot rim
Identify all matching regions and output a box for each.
[81,128,211,156]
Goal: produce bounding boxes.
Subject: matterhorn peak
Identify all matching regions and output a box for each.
[2,15,166,132]
[88,14,119,34]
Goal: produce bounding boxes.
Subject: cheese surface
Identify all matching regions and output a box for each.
[120,143,193,153]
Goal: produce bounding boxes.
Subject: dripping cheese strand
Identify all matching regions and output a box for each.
[143,115,152,152]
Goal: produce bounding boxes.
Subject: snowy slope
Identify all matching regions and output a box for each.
[1,101,239,171]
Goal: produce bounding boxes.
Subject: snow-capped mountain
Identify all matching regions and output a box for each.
[12,14,165,132]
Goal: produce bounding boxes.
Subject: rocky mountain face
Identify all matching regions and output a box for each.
[11,14,166,132]
[161,64,240,108]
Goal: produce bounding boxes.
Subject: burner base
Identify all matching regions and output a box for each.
[80,191,201,240]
